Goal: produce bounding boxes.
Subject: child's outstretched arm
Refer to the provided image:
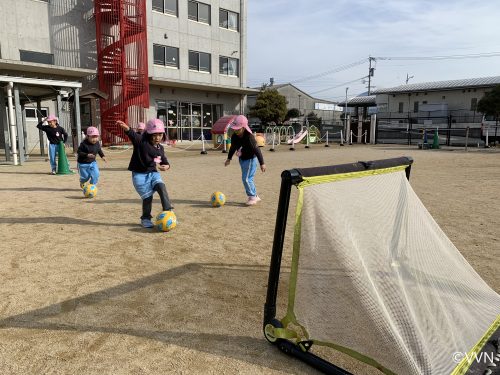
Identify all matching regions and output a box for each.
[116,120,129,131]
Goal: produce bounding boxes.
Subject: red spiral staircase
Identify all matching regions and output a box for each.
[95,0,150,145]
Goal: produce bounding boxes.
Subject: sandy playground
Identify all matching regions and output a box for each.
[0,143,498,375]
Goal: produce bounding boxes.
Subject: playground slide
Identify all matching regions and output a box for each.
[287,130,308,144]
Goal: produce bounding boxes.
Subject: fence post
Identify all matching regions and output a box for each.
[465,126,469,152]
[325,130,330,147]
[340,130,344,146]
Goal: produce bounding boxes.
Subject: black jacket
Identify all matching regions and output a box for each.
[125,129,169,173]
[77,139,105,163]
[227,131,264,165]
[36,122,68,144]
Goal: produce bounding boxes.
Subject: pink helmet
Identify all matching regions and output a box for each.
[46,115,58,123]
[86,126,100,136]
[137,122,146,131]
[146,119,165,134]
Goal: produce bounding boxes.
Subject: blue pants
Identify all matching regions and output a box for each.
[78,162,100,185]
[49,143,58,172]
[239,157,258,197]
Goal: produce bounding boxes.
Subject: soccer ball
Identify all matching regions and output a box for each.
[211,191,226,207]
[83,184,98,198]
[154,211,177,232]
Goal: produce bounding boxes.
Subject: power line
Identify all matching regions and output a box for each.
[310,76,368,95]
[289,58,368,84]
[375,51,500,61]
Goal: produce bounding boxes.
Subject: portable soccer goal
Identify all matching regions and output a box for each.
[264,157,500,375]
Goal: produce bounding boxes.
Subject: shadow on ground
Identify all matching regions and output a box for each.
[0,263,311,374]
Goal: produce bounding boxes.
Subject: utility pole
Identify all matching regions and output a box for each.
[344,87,349,141]
[367,57,375,95]
[406,73,414,84]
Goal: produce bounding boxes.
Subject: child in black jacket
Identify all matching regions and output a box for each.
[117,119,173,228]
[36,115,68,174]
[77,126,106,188]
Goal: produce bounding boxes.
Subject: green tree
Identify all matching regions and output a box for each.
[249,89,287,124]
[285,108,301,121]
[477,85,500,121]
[305,111,322,126]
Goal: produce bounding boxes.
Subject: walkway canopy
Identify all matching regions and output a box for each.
[0,75,83,165]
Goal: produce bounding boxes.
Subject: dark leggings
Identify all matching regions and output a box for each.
[141,183,173,219]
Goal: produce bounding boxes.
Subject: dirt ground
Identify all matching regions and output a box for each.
[0,143,498,375]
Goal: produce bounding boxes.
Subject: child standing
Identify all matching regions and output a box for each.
[77,126,106,188]
[224,115,266,205]
[36,115,68,174]
[116,119,174,228]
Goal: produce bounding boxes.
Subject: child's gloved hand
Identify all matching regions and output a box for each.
[158,164,170,171]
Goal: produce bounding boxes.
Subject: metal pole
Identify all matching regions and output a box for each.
[14,85,25,164]
[7,82,18,165]
[344,87,348,142]
[289,128,295,151]
[340,130,344,146]
[325,130,329,147]
[270,131,275,152]
[465,127,469,152]
[305,118,310,149]
[222,131,227,153]
[74,88,82,152]
[0,88,10,162]
[350,130,353,145]
[37,98,45,156]
[200,129,207,154]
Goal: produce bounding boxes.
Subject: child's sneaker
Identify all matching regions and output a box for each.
[141,218,154,228]
[51,170,56,175]
[80,182,87,189]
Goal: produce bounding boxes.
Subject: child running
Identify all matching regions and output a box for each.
[36,115,68,174]
[77,126,106,188]
[224,115,266,205]
[116,119,174,228]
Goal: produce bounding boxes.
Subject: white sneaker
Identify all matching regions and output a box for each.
[246,196,259,206]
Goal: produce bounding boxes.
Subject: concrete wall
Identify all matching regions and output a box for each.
[0,0,96,70]
[147,0,245,89]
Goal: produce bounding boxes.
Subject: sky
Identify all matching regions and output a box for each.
[247,0,500,102]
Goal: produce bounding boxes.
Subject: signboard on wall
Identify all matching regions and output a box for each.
[315,102,335,111]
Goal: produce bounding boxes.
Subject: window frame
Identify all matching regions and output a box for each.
[188,0,211,25]
[152,0,178,16]
[219,8,239,31]
[153,44,179,68]
[219,56,239,77]
[189,50,211,73]
[19,50,54,65]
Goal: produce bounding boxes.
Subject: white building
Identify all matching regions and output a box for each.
[0,0,254,163]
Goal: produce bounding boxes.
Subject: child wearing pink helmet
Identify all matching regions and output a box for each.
[77,126,107,188]
[36,115,68,174]
[116,119,174,228]
[225,115,266,205]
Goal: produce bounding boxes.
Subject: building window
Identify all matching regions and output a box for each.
[471,98,478,111]
[25,107,48,119]
[189,51,211,72]
[413,101,419,113]
[398,102,404,113]
[19,50,53,65]
[153,44,179,68]
[219,9,238,31]
[188,1,210,24]
[442,95,446,100]
[152,0,177,16]
[219,56,239,77]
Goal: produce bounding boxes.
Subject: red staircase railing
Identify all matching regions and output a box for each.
[95,0,150,145]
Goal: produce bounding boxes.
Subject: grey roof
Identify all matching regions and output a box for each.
[338,95,376,107]
[372,76,500,94]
